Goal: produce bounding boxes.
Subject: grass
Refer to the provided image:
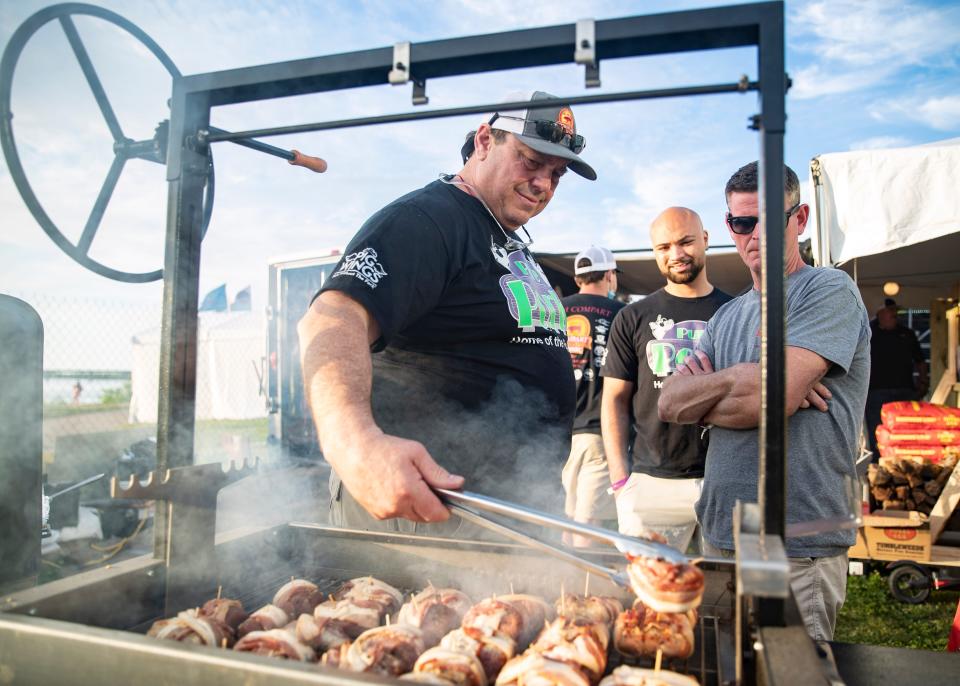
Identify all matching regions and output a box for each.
[834,569,959,650]
[43,401,129,418]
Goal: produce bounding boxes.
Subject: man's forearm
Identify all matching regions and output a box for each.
[601,394,632,483]
[701,365,761,429]
[298,294,379,462]
[658,369,735,425]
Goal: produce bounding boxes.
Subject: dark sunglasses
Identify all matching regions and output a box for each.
[726,201,802,235]
[489,114,586,154]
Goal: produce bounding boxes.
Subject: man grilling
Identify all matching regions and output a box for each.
[658,162,870,641]
[298,91,596,535]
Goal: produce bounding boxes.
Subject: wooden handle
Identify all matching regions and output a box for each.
[288,149,328,173]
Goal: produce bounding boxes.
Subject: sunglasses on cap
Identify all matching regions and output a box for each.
[489,114,587,154]
[725,201,803,235]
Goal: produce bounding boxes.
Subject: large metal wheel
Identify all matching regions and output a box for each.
[0,3,213,283]
[887,563,931,604]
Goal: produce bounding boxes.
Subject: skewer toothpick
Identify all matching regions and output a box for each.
[510,582,515,594]
[584,573,590,597]
[655,648,663,672]
[217,585,222,600]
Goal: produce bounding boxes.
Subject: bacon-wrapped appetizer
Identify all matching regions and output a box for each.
[555,594,623,631]
[462,598,524,643]
[413,646,488,686]
[200,598,248,633]
[598,666,699,686]
[398,587,473,647]
[498,594,553,648]
[495,652,590,686]
[613,601,696,660]
[233,628,317,661]
[295,612,350,652]
[440,628,516,682]
[625,556,704,614]
[148,608,234,647]
[332,576,404,617]
[344,623,426,676]
[313,597,382,638]
[320,641,352,669]
[530,617,607,684]
[273,578,325,618]
[237,604,290,638]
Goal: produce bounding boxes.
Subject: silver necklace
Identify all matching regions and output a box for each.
[439,173,535,251]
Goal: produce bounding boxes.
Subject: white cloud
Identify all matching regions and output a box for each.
[848,136,911,151]
[870,94,960,131]
[789,0,960,99]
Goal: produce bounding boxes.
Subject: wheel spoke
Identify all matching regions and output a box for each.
[77,154,126,255]
[59,15,125,142]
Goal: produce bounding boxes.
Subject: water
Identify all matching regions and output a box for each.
[43,376,129,405]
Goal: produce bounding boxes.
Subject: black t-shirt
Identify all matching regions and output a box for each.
[318,179,575,510]
[869,321,923,390]
[562,293,626,434]
[601,287,732,478]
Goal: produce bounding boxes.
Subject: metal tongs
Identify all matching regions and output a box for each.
[436,488,687,592]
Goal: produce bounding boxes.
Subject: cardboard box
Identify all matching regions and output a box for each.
[861,510,931,562]
[848,527,869,559]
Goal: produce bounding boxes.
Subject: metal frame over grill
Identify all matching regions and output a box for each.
[0,2,863,684]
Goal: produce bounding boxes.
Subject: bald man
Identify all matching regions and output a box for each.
[600,207,731,550]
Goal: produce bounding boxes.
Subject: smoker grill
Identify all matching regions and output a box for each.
[1,521,743,685]
[1,2,900,684]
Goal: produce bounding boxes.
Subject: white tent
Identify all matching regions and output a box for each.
[810,138,960,312]
[129,311,267,423]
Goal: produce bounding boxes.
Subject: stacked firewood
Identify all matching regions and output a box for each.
[868,454,957,514]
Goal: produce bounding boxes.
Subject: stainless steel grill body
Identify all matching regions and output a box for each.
[1,524,736,685]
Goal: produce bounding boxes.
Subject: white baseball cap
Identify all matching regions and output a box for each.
[574,246,618,275]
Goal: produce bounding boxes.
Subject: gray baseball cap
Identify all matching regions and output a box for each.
[461,91,596,180]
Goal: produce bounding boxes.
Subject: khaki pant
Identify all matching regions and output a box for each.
[702,539,847,641]
[561,433,616,522]
[615,472,702,552]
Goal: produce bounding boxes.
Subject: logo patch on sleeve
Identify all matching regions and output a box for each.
[332,248,388,288]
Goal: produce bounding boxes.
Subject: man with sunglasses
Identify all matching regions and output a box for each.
[658,162,870,641]
[298,91,596,536]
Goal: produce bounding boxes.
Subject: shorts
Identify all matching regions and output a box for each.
[561,433,616,522]
[615,472,702,552]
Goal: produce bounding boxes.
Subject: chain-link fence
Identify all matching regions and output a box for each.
[9,290,271,498]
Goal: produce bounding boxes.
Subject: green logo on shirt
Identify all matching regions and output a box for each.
[499,252,566,334]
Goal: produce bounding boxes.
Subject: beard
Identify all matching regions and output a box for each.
[662,258,704,285]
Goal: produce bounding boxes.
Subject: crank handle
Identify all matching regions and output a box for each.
[288,149,328,173]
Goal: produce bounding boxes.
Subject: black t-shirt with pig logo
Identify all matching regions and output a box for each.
[602,287,731,478]
[318,180,574,510]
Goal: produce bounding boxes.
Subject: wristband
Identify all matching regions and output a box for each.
[607,477,629,495]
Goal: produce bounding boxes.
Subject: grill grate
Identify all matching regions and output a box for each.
[163,571,730,685]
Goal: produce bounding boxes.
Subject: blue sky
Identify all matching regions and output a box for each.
[2,0,959,310]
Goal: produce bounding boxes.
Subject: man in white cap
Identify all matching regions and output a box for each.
[298,91,595,535]
[560,246,625,545]
[601,207,730,551]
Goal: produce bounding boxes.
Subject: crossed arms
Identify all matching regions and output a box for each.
[657,347,833,428]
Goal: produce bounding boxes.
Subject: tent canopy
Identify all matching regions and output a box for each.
[537,246,751,299]
[811,138,960,310]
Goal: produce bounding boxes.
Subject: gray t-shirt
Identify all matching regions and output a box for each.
[695,266,870,557]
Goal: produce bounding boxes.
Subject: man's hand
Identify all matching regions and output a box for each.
[798,381,832,411]
[335,429,465,522]
[675,350,714,376]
